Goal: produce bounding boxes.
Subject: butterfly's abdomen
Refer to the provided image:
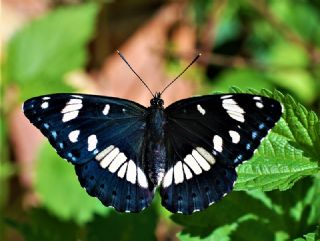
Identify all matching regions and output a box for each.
[146,108,167,186]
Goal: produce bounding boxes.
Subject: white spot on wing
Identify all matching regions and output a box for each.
[62,111,79,122]
[222,99,245,123]
[197,104,206,115]
[253,96,262,101]
[126,160,136,184]
[87,135,97,151]
[117,162,127,178]
[256,102,264,108]
[41,102,49,109]
[162,167,173,188]
[100,147,119,168]
[196,147,215,164]
[213,135,223,152]
[227,111,245,122]
[71,95,83,99]
[95,145,115,161]
[61,99,83,122]
[108,153,127,173]
[224,101,245,113]
[67,99,82,105]
[42,97,50,100]
[184,154,202,175]
[221,95,232,99]
[102,104,110,115]
[61,104,83,113]
[183,164,193,179]
[68,130,80,143]
[229,130,240,144]
[192,149,211,171]
[192,208,200,213]
[137,168,148,188]
[174,161,184,184]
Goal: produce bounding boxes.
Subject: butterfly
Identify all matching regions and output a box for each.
[23,52,282,214]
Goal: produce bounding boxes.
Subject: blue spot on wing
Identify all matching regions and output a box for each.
[252,131,258,139]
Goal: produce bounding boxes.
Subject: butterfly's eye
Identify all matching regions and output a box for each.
[150,98,164,107]
[158,99,164,106]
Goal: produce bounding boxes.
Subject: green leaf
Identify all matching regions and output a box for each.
[86,206,159,241]
[232,89,320,191]
[5,3,98,99]
[35,143,109,224]
[172,177,318,241]
[294,232,317,241]
[263,42,317,104]
[212,69,274,93]
[178,223,238,241]
[0,161,14,207]
[266,42,309,68]
[0,117,15,209]
[171,191,278,231]
[5,208,79,241]
[308,175,320,224]
[172,191,278,241]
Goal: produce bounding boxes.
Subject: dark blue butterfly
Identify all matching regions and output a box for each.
[23,52,282,214]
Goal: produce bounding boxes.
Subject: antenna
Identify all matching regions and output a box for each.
[160,53,202,95]
[116,50,154,97]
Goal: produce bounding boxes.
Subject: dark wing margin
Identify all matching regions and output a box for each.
[160,94,282,214]
[23,93,155,212]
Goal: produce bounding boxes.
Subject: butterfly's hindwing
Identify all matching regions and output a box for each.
[75,157,153,212]
[160,94,282,214]
[23,94,155,212]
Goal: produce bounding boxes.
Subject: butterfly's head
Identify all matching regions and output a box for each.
[150,92,164,108]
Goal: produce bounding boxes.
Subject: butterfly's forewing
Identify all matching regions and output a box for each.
[161,94,282,214]
[23,94,155,212]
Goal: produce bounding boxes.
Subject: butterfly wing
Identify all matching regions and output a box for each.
[23,94,155,212]
[161,94,282,214]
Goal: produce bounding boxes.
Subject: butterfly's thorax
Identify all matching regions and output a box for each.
[146,96,167,186]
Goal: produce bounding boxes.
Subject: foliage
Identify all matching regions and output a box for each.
[2,0,320,241]
[4,2,98,100]
[5,206,159,241]
[35,143,109,224]
[86,206,159,241]
[5,209,79,241]
[173,177,320,241]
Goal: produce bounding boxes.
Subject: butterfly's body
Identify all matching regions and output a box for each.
[146,94,167,185]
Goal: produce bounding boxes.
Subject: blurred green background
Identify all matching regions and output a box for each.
[1,0,320,240]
